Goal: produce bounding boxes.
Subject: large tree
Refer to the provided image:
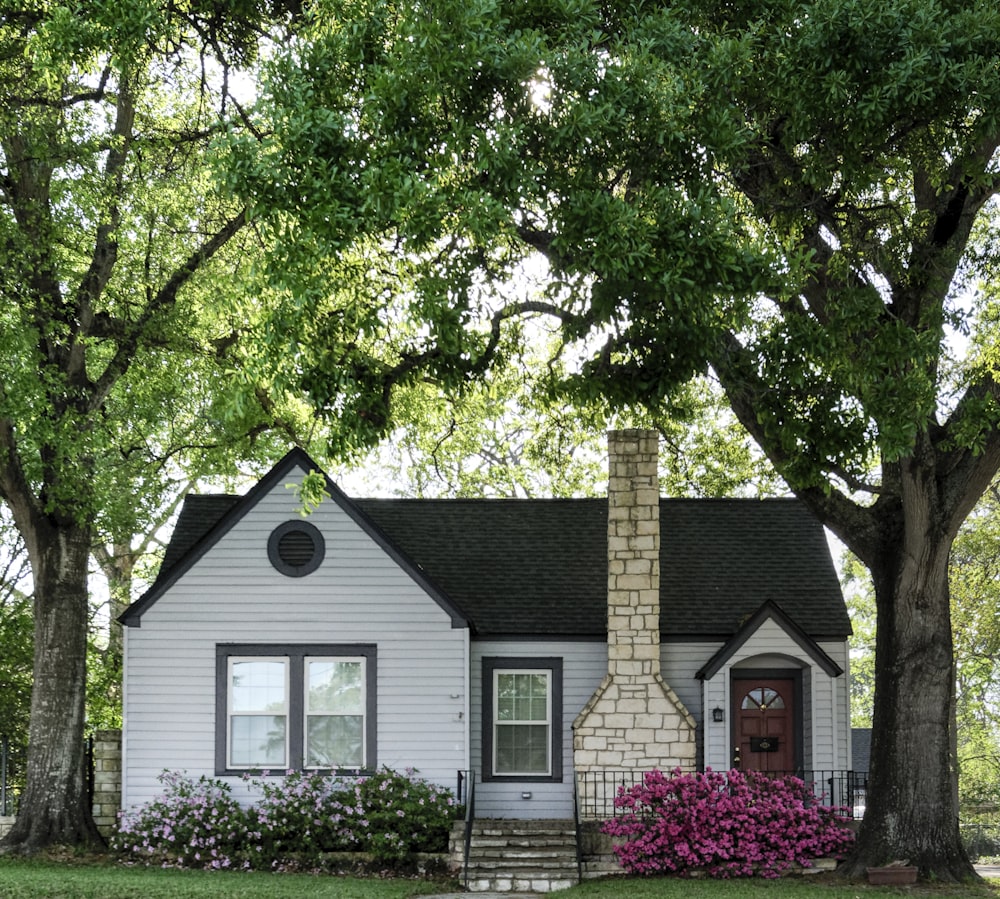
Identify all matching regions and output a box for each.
[237,0,1000,880]
[0,2,306,850]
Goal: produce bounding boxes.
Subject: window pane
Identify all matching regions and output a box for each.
[231,660,286,713]
[740,686,785,710]
[762,688,785,709]
[496,724,549,774]
[497,672,548,722]
[230,715,286,767]
[306,715,363,768]
[496,674,516,721]
[307,660,362,714]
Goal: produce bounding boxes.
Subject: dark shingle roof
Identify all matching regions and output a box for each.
[156,494,239,577]
[150,491,849,640]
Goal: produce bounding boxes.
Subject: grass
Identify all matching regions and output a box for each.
[0,855,453,899]
[0,856,996,899]
[573,872,1000,898]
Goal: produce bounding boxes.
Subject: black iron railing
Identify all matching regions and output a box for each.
[576,768,867,821]
[458,769,477,889]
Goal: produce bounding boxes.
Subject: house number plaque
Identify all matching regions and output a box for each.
[750,737,779,752]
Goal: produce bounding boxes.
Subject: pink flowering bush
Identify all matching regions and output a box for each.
[112,771,259,870]
[601,768,854,878]
[113,767,461,870]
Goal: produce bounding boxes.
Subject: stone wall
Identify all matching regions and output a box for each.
[92,728,122,838]
[0,729,122,840]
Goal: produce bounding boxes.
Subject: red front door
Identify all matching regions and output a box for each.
[733,678,795,773]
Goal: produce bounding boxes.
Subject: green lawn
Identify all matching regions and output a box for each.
[0,857,996,899]
[0,857,451,899]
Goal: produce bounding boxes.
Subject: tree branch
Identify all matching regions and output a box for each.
[75,66,136,338]
[710,330,885,560]
[87,208,249,411]
[936,374,1000,534]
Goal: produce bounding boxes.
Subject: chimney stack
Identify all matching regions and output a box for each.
[606,428,662,681]
[573,429,696,813]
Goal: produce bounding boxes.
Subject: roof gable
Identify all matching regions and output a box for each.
[695,599,845,680]
[120,448,468,628]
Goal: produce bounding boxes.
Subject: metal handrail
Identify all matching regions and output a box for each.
[572,770,583,884]
[462,769,477,889]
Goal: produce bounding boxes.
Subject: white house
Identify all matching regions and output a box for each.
[120,430,853,823]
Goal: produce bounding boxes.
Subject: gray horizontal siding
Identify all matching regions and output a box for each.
[470,639,606,819]
[123,470,468,811]
[469,640,726,818]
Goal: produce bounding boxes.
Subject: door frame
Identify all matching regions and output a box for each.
[729,667,804,772]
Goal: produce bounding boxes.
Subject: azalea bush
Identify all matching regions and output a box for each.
[601,768,854,878]
[113,767,461,870]
[111,771,261,870]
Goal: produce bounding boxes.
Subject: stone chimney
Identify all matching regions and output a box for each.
[573,429,696,813]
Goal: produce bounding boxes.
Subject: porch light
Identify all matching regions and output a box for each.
[712,707,724,723]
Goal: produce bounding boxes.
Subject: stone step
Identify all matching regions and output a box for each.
[471,827,576,838]
[467,874,579,893]
[466,856,579,871]
[472,832,576,847]
[454,819,582,892]
[469,848,578,859]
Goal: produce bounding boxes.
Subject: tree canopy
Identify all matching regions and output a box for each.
[0,0,308,850]
[238,0,1000,880]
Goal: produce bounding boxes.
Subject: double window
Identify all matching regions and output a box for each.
[482,657,562,782]
[216,644,376,774]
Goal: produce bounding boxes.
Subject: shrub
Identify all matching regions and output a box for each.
[112,771,261,870]
[353,767,461,862]
[601,767,855,878]
[113,767,461,870]
[253,769,363,860]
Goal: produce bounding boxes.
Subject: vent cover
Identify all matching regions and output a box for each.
[268,520,325,577]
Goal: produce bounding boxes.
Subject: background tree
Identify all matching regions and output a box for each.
[345,347,780,499]
[0,512,32,814]
[944,481,1000,809]
[236,0,1000,879]
[0,2,306,850]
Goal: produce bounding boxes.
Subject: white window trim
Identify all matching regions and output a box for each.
[492,668,553,778]
[227,656,290,770]
[304,656,367,770]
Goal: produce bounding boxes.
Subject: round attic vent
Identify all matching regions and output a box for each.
[268,520,325,577]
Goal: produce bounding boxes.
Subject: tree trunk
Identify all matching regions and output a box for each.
[1,521,103,851]
[839,468,975,881]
